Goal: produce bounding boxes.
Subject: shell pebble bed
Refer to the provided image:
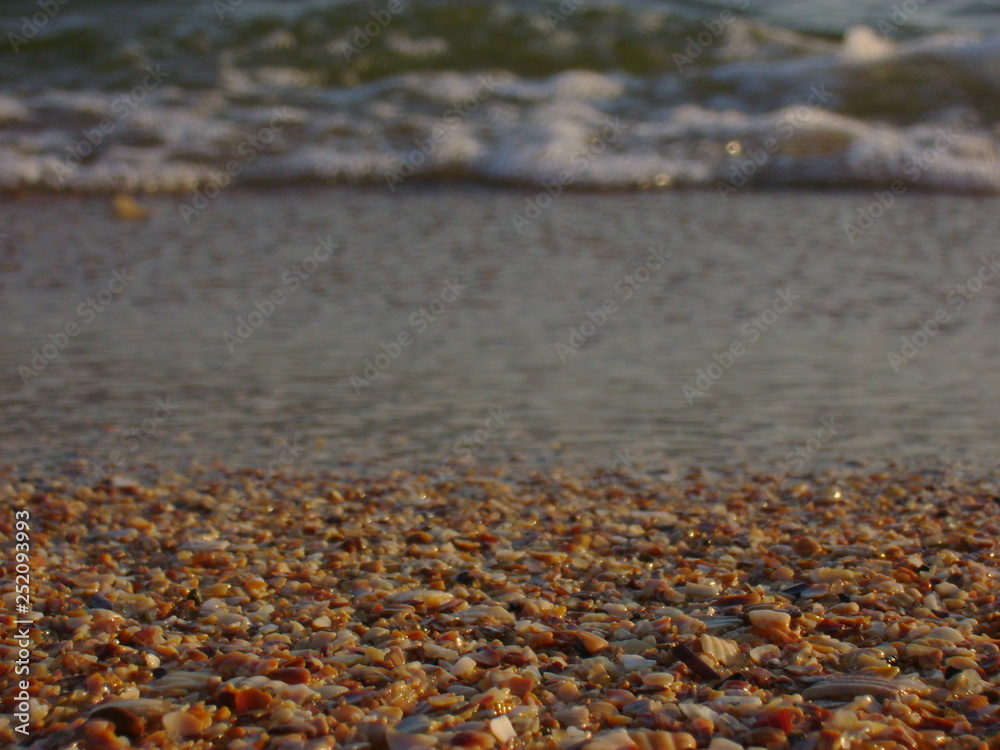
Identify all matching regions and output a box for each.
[2,466,1000,750]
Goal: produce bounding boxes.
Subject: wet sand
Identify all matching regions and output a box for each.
[3,466,999,749]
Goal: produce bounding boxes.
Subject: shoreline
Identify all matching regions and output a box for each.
[3,465,999,748]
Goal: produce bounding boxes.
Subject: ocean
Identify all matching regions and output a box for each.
[2,0,1000,194]
[2,0,999,480]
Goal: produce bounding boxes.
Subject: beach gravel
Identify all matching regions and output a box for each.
[2,466,999,749]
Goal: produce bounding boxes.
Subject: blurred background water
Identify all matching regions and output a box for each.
[1,188,998,478]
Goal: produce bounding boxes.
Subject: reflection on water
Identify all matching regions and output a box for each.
[1,187,998,476]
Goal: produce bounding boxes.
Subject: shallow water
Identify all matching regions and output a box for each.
[1,187,998,477]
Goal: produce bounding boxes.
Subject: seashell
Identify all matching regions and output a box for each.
[273,682,320,703]
[685,581,721,599]
[700,635,739,667]
[946,668,984,695]
[792,536,823,557]
[427,693,463,709]
[490,715,517,743]
[83,719,129,750]
[387,589,455,608]
[555,706,590,728]
[266,666,311,684]
[581,728,638,750]
[632,732,696,750]
[386,727,438,750]
[180,538,229,552]
[748,610,791,630]
[749,645,780,664]
[706,738,742,750]
[672,643,723,682]
[799,584,830,598]
[620,654,657,671]
[451,656,478,677]
[810,567,856,582]
[162,709,208,739]
[577,630,611,654]
[146,671,215,695]
[450,730,496,748]
[712,593,761,607]
[450,605,516,625]
[802,673,929,700]
[229,686,273,713]
[88,706,146,738]
[925,626,965,643]
[641,672,675,688]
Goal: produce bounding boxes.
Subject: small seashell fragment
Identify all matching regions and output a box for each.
[451,605,516,625]
[810,567,856,583]
[707,738,743,750]
[451,655,478,676]
[427,693,463,709]
[685,581,720,599]
[387,589,455,608]
[802,673,929,700]
[490,715,517,743]
[578,630,611,654]
[700,635,739,667]
[749,645,780,664]
[555,706,590,728]
[581,728,638,750]
[88,706,146,738]
[748,610,791,630]
[266,666,311,684]
[792,536,823,557]
[631,732,697,750]
[925,626,965,643]
[641,672,675,687]
[386,727,438,750]
[672,643,723,682]
[162,709,208,739]
[232,687,273,713]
